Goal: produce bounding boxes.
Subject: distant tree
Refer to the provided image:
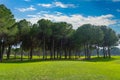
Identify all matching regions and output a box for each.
[74,24,104,59]
[91,26,104,58]
[105,28,118,58]
[37,19,52,59]
[17,19,31,61]
[6,23,18,60]
[75,24,92,59]
[28,24,39,60]
[53,22,73,59]
[100,26,118,58]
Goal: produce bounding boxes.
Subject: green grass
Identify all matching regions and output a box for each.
[0,56,120,80]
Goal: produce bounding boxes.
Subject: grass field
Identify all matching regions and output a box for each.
[0,56,120,80]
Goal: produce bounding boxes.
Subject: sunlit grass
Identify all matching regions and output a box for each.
[0,56,120,80]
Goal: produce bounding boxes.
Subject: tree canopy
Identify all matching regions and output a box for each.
[0,4,119,62]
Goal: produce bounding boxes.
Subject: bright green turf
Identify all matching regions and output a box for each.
[0,56,120,80]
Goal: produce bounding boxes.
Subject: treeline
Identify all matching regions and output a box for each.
[0,4,119,62]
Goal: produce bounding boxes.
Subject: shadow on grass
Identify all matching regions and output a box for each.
[82,57,117,62]
[0,57,118,64]
[2,58,82,64]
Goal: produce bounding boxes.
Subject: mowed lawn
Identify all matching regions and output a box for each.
[0,56,120,80]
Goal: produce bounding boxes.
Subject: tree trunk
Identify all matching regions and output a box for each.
[52,39,55,59]
[28,52,30,59]
[69,49,71,59]
[103,46,106,58]
[57,49,59,59]
[88,48,91,59]
[2,42,5,57]
[108,46,111,58]
[43,37,45,60]
[86,43,89,59]
[14,52,17,59]
[105,48,108,58]
[65,48,67,59]
[86,44,89,59]
[54,49,55,59]
[30,47,33,60]
[39,49,41,59]
[50,48,52,59]
[75,50,77,59]
[7,44,11,60]
[84,43,87,59]
[0,42,2,62]
[21,48,23,61]
[96,44,99,58]
[1,42,5,55]
[0,41,5,62]
[52,39,56,59]
[79,50,81,58]
[45,50,47,59]
[60,39,62,59]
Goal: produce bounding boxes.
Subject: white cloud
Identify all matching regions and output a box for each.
[55,11,63,15]
[112,0,120,2]
[117,9,120,12]
[53,2,75,8]
[38,1,76,8]
[16,5,36,12]
[17,12,116,29]
[38,4,52,8]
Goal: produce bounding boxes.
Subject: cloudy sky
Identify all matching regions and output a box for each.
[0,0,120,33]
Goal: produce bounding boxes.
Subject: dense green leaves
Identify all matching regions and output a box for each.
[0,5,119,61]
[0,4,16,61]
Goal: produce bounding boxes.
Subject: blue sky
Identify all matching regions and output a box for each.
[0,0,120,33]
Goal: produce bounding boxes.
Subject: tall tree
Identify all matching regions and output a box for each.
[91,26,104,58]
[37,19,52,59]
[74,24,104,59]
[100,26,118,58]
[107,28,118,58]
[54,22,73,59]
[75,24,92,59]
[29,24,39,60]
[0,4,15,62]
[17,19,31,61]
[6,23,18,60]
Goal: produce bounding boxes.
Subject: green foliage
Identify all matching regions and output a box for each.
[17,19,31,37]
[0,4,15,37]
[37,19,52,37]
[0,4,119,61]
[100,26,118,47]
[0,4,17,61]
